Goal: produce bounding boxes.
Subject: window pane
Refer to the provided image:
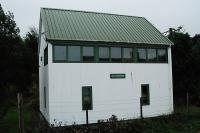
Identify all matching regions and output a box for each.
[137,48,147,62]
[141,84,150,105]
[68,46,81,62]
[54,45,67,61]
[82,86,93,110]
[147,49,157,62]
[123,48,133,62]
[44,47,48,66]
[83,47,94,62]
[99,47,109,62]
[111,47,122,62]
[158,49,167,62]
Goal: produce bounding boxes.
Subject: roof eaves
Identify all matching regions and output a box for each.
[46,38,171,46]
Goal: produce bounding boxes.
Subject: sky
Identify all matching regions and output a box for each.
[0,0,200,37]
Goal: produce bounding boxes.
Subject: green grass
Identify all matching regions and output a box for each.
[0,106,200,133]
[0,107,30,133]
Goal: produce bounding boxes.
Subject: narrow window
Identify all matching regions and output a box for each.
[141,84,150,105]
[53,45,67,61]
[111,47,122,62]
[137,48,147,62]
[123,48,133,62]
[147,48,157,62]
[82,86,93,110]
[98,47,110,62]
[44,87,46,108]
[83,47,94,62]
[44,47,48,66]
[157,49,167,62]
[68,46,81,62]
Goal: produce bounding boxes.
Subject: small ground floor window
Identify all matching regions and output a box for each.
[141,84,150,105]
[82,86,93,110]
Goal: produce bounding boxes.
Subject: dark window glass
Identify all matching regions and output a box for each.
[141,84,150,105]
[123,48,133,62]
[137,48,147,62]
[82,86,93,110]
[111,47,122,62]
[44,47,48,66]
[44,87,46,108]
[83,47,94,62]
[158,49,167,62]
[54,45,67,61]
[99,47,110,62]
[147,49,157,62]
[68,46,81,62]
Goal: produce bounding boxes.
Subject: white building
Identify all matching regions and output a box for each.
[39,8,174,125]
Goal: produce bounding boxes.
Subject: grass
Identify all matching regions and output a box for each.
[0,107,30,133]
[0,106,200,133]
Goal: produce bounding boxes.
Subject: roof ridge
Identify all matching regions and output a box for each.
[41,7,144,19]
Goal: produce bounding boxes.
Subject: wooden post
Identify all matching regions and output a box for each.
[186,92,189,120]
[140,97,143,120]
[18,93,24,133]
[86,109,88,125]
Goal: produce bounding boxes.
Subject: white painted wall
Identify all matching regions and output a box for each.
[39,23,50,122]
[44,43,174,125]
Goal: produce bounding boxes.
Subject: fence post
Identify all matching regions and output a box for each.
[140,97,143,120]
[186,92,189,121]
[18,92,24,133]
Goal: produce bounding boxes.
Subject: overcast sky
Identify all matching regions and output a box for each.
[0,0,199,37]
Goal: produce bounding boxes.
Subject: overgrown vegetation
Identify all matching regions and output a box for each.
[1,106,199,133]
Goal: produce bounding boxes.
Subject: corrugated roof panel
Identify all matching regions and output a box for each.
[40,8,173,45]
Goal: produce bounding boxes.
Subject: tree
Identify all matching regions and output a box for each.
[0,4,33,118]
[24,27,38,74]
[168,29,200,105]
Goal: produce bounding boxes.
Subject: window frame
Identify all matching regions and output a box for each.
[147,48,157,63]
[44,46,48,66]
[82,46,95,63]
[110,47,122,63]
[53,45,67,63]
[98,46,110,63]
[141,84,150,106]
[137,48,147,63]
[122,47,134,63]
[52,44,168,64]
[157,48,168,63]
[44,87,46,108]
[82,86,93,110]
[67,45,81,63]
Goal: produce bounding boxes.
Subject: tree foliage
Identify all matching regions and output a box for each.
[0,4,38,118]
[169,30,200,105]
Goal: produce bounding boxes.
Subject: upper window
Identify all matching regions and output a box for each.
[111,47,122,62]
[158,49,167,62]
[83,47,94,62]
[147,49,157,62]
[123,48,133,62]
[68,46,81,62]
[52,44,168,64]
[53,45,67,61]
[137,48,147,62]
[44,47,48,66]
[98,47,110,62]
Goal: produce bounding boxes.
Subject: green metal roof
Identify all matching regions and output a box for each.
[40,8,173,45]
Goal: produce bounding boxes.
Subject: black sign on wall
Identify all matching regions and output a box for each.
[110,74,126,79]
